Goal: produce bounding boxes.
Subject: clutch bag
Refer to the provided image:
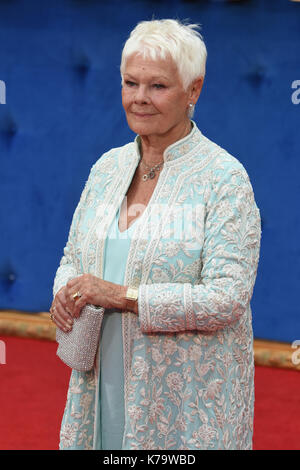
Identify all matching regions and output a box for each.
[56,304,105,371]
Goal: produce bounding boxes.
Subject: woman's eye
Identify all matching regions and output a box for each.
[153,84,165,89]
[125,80,136,87]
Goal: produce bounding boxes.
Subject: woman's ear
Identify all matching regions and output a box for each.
[189,77,204,105]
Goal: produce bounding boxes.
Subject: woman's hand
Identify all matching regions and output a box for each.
[50,286,74,332]
[64,274,128,318]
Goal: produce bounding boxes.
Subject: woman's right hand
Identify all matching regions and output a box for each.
[50,286,74,332]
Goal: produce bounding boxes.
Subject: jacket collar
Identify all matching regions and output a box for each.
[134,120,203,165]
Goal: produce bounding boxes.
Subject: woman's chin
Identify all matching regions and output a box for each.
[128,122,160,137]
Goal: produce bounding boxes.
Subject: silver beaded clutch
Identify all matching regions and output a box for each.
[56,304,105,371]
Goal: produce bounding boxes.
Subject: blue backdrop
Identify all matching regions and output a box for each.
[0,0,299,343]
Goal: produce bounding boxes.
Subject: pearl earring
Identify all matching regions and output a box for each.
[188,103,195,118]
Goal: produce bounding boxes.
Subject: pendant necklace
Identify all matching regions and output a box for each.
[140,158,164,182]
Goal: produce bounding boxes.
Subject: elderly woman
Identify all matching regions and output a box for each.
[51,19,261,450]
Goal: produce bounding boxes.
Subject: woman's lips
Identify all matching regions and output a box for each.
[132,112,155,118]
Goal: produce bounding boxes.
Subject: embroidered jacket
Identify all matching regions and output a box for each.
[53,122,261,450]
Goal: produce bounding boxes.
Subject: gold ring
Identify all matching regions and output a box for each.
[72,291,82,301]
[50,305,56,321]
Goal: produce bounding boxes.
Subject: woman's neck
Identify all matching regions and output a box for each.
[139,119,192,164]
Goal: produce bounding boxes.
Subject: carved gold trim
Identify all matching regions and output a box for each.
[253,338,300,371]
[0,310,55,341]
[0,310,299,371]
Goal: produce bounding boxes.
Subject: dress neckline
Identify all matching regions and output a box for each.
[116,207,140,234]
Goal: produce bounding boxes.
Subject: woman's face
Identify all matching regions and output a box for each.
[122,53,200,139]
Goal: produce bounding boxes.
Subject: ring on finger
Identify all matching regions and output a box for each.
[72,291,82,301]
[50,305,56,321]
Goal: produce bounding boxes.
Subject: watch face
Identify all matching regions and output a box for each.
[126,287,138,300]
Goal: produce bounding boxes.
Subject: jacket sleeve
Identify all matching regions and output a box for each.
[138,165,261,334]
[52,163,97,298]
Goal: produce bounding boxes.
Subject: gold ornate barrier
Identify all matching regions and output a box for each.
[0,310,299,371]
[253,338,300,371]
[0,310,56,341]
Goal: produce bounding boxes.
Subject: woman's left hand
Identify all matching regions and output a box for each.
[65,274,126,318]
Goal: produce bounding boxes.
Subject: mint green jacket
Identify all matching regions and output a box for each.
[53,122,261,450]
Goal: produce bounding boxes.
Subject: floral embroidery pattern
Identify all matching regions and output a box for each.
[54,122,261,450]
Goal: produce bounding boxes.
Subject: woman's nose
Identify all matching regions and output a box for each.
[134,85,150,104]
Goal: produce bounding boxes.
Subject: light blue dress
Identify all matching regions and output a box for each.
[98,207,138,450]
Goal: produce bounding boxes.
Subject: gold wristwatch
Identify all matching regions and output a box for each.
[125,286,139,311]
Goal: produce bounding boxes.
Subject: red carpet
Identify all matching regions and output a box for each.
[0,335,299,450]
[0,335,70,450]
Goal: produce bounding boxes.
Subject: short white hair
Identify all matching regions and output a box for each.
[120,19,207,91]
